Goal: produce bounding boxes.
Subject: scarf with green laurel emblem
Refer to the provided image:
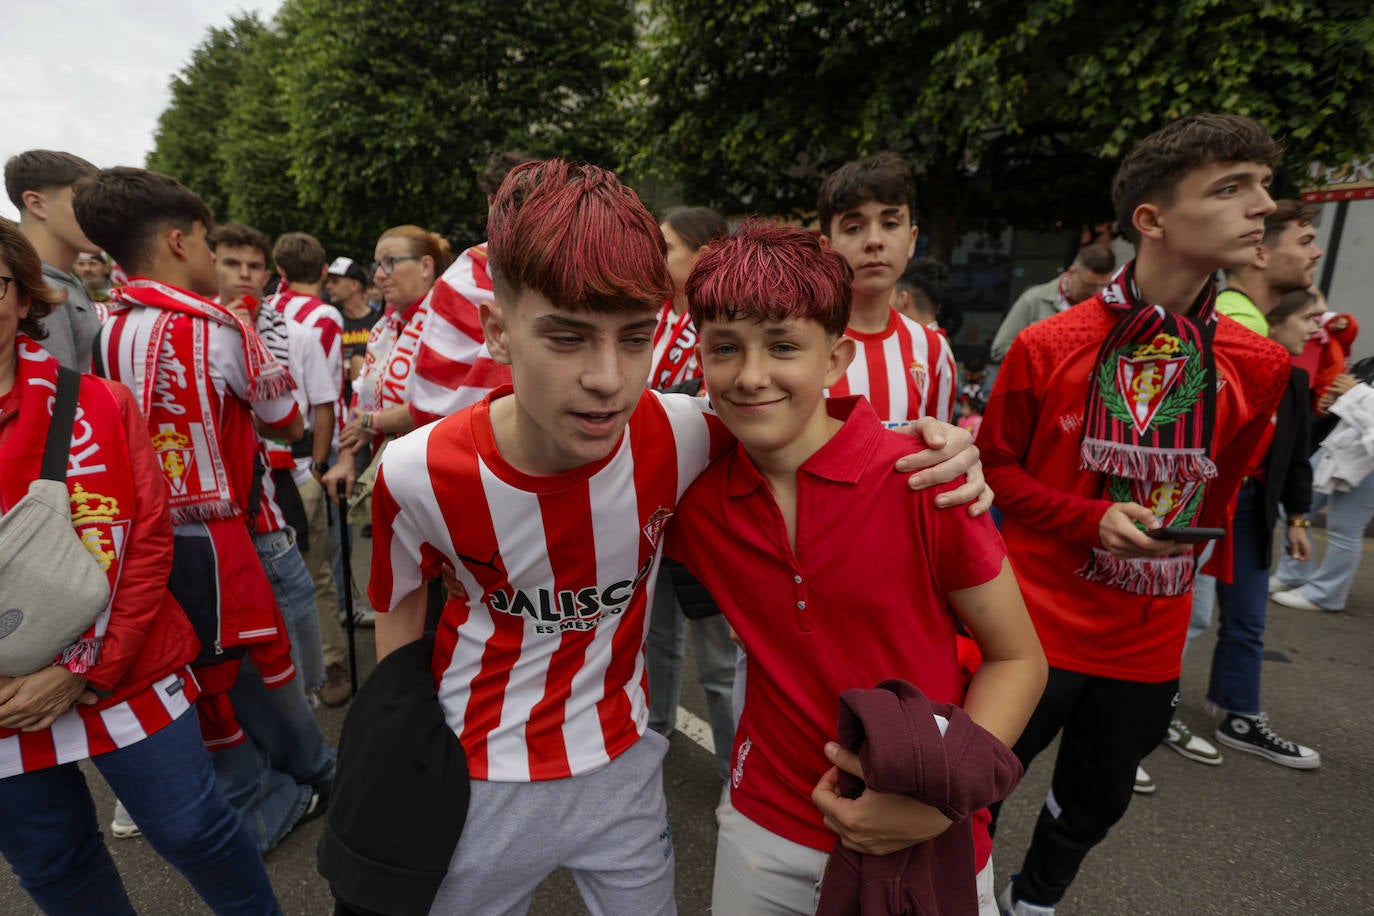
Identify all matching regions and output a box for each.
[1078,261,1218,596]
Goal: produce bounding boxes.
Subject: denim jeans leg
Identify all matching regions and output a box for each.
[691,614,740,780]
[1274,454,1326,586]
[97,707,282,913]
[0,762,135,915]
[230,656,336,788]
[1187,573,1217,648]
[646,564,686,736]
[1207,486,1269,715]
[1299,468,1374,610]
[254,527,327,693]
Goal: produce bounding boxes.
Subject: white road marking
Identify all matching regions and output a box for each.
[675,705,715,754]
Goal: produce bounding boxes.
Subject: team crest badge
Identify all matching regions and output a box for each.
[642,506,674,549]
[69,483,127,573]
[151,427,196,494]
[1099,333,1206,435]
[1109,477,1203,526]
[908,359,927,392]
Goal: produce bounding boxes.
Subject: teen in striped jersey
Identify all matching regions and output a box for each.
[359,160,989,916]
[820,153,957,423]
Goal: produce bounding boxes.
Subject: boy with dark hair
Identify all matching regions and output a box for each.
[1215,198,1322,334]
[265,231,352,700]
[818,152,957,423]
[4,149,102,370]
[73,169,335,854]
[667,223,1046,915]
[895,256,949,330]
[980,113,1292,915]
[361,159,988,914]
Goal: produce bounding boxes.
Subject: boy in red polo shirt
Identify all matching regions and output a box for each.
[666,223,1046,915]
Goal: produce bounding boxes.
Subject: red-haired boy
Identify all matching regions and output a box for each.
[666,223,1046,915]
[364,162,989,913]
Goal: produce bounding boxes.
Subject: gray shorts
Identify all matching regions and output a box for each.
[428,730,676,916]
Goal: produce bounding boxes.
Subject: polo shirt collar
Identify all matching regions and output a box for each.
[724,395,883,497]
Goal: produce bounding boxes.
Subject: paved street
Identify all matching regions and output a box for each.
[4,531,1373,914]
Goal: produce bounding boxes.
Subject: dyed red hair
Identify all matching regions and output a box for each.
[487,159,670,313]
[687,221,851,337]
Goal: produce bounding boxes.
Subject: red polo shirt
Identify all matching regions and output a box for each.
[666,396,1006,854]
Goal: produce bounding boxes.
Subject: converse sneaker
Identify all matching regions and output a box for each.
[998,877,1056,915]
[1132,764,1155,795]
[110,799,141,839]
[1214,712,1321,769]
[1163,716,1223,765]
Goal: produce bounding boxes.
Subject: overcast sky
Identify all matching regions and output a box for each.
[1,0,284,220]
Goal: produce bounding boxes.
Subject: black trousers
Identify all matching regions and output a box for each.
[990,666,1178,906]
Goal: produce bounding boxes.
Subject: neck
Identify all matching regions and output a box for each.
[746,410,842,484]
[22,222,77,274]
[138,259,198,297]
[1225,269,1280,314]
[849,290,893,333]
[286,278,324,297]
[340,295,371,319]
[1132,248,1213,315]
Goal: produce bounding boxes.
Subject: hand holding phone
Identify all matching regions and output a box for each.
[1145,526,1225,544]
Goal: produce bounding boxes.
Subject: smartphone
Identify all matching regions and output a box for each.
[1146,526,1226,544]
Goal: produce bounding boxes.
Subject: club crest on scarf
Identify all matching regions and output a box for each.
[151,428,197,496]
[1078,262,1218,596]
[70,484,128,573]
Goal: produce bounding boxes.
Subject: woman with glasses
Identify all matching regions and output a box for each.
[0,220,281,913]
[325,225,454,503]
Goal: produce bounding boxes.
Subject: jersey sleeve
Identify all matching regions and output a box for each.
[290,321,342,408]
[930,328,957,422]
[211,323,298,427]
[925,479,1007,593]
[653,391,734,499]
[368,462,428,612]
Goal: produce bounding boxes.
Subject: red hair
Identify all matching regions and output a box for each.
[687,221,851,337]
[487,159,669,312]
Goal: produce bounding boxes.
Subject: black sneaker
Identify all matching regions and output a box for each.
[1214,713,1321,769]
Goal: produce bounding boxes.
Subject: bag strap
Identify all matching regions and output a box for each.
[39,367,82,483]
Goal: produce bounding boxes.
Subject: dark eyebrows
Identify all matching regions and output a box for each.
[531,313,658,333]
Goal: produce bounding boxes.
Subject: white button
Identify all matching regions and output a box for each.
[793,575,803,584]
[796,601,806,610]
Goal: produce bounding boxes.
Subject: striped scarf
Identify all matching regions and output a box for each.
[1078,262,1218,596]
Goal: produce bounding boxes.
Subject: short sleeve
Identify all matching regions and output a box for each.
[927,481,1007,593]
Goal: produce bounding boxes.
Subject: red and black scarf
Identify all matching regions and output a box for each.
[1078,262,1218,596]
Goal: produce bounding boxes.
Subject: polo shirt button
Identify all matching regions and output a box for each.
[796,600,806,610]
[793,575,803,584]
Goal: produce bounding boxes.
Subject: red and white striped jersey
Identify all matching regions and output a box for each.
[829,309,957,423]
[267,290,343,368]
[370,388,730,782]
[409,243,493,420]
[0,670,199,778]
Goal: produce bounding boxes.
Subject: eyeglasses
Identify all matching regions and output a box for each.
[0,276,11,300]
[372,256,419,276]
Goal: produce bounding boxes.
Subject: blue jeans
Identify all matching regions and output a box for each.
[646,565,738,779]
[1274,454,1374,610]
[254,527,326,693]
[1207,483,1271,715]
[218,656,336,853]
[0,706,280,915]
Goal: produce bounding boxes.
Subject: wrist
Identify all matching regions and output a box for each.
[1288,517,1311,528]
[312,461,330,475]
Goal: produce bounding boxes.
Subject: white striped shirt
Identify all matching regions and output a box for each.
[830,309,957,423]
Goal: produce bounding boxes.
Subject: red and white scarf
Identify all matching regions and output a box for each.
[0,340,139,672]
[353,294,428,413]
[650,302,700,390]
[107,279,294,523]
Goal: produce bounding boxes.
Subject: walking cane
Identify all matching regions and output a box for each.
[335,480,360,697]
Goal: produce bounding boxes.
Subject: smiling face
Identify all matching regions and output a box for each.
[698,315,853,470]
[1144,160,1276,273]
[823,200,917,305]
[483,287,658,475]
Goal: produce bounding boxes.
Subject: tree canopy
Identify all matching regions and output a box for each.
[148,0,1374,263]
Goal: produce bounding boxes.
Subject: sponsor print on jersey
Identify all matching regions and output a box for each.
[485,554,656,635]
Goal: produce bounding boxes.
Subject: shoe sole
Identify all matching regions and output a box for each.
[110,822,141,839]
[1132,781,1156,795]
[1162,739,1224,766]
[1213,731,1321,769]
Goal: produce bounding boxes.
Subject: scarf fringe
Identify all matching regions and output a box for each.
[1080,439,1218,482]
[246,370,295,403]
[60,637,103,675]
[170,501,241,526]
[1078,549,1196,597]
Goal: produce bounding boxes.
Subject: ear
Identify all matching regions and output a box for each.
[819,233,832,249]
[277,265,289,282]
[421,255,435,282]
[165,226,190,262]
[1133,202,1165,243]
[907,223,918,259]
[824,335,857,387]
[19,189,48,220]
[480,300,512,365]
[1251,243,1271,270]
[318,264,329,284]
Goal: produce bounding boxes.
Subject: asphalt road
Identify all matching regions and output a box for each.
[3,530,1372,914]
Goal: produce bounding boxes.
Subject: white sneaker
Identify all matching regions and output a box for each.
[110,800,141,839]
[1268,575,1296,595]
[1271,589,1329,612]
[998,878,1056,915]
[1163,716,1223,765]
[1133,764,1156,795]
